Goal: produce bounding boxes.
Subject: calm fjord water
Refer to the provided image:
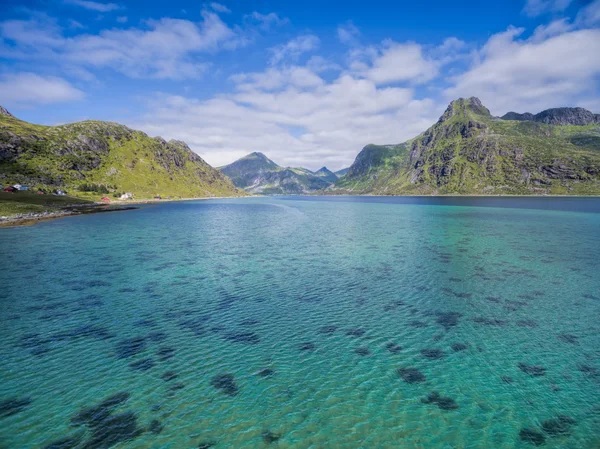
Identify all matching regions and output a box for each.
[1,196,599,449]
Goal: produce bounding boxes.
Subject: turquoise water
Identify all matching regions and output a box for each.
[1,196,599,449]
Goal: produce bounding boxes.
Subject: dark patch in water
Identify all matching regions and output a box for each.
[385,342,402,354]
[178,317,210,336]
[397,367,426,383]
[516,320,538,328]
[501,376,514,384]
[435,312,462,330]
[354,347,370,356]
[541,415,576,436]
[472,317,508,326]
[71,392,130,426]
[262,430,281,444]
[421,348,445,359]
[299,342,315,351]
[486,296,501,303]
[557,334,578,344]
[157,346,175,361]
[420,392,458,410]
[129,358,155,371]
[0,397,32,418]
[257,368,275,377]
[224,332,260,345]
[134,319,156,328]
[518,363,546,377]
[346,328,366,337]
[168,382,185,392]
[451,343,469,352]
[148,419,164,434]
[84,411,142,449]
[161,371,178,382]
[211,373,239,396]
[43,434,83,449]
[197,442,216,449]
[115,338,147,359]
[318,325,337,334]
[453,292,472,299]
[519,428,546,446]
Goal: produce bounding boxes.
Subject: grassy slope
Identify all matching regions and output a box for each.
[0,114,242,200]
[0,191,93,217]
[334,103,600,195]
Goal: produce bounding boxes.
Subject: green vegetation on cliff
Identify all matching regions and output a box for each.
[0,107,243,200]
[333,97,600,195]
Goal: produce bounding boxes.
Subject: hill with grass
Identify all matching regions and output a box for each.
[0,106,243,200]
[219,152,338,194]
[332,97,600,195]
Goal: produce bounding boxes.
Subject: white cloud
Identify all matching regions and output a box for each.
[210,3,231,13]
[245,12,289,30]
[337,21,360,45]
[576,0,600,27]
[523,0,573,17]
[361,41,438,85]
[116,16,127,23]
[0,12,241,80]
[269,34,320,65]
[65,0,121,12]
[445,26,600,114]
[132,66,440,170]
[0,72,84,105]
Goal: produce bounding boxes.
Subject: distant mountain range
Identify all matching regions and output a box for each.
[219,152,346,194]
[331,98,600,195]
[0,106,242,199]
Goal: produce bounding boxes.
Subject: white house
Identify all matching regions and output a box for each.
[120,192,133,200]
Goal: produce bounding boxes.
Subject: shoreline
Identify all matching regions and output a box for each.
[2,193,598,228]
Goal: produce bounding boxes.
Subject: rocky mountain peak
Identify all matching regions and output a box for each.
[439,97,491,123]
[0,105,15,118]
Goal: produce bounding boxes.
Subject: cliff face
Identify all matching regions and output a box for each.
[219,152,336,194]
[0,107,242,198]
[333,97,600,195]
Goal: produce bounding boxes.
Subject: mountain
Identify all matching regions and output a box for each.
[335,167,350,177]
[219,152,334,194]
[0,107,242,199]
[314,166,338,183]
[333,97,600,195]
[501,107,600,126]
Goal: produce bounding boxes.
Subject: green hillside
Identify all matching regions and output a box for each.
[0,107,243,200]
[333,97,600,195]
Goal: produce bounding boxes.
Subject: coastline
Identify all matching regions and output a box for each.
[0,195,249,228]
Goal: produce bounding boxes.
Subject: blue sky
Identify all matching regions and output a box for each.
[1,0,600,170]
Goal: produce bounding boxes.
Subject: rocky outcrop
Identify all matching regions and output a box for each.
[502,107,600,126]
[0,106,14,118]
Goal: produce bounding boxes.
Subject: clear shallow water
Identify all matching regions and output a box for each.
[0,196,599,449]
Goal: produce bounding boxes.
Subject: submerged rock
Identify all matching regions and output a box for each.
[385,342,402,354]
[519,428,546,446]
[518,363,546,377]
[298,342,315,351]
[435,312,462,330]
[84,411,142,449]
[421,348,445,359]
[0,397,32,419]
[211,373,239,396]
[71,392,130,426]
[318,325,337,334]
[354,347,370,356]
[43,434,83,449]
[262,430,281,444]
[420,391,458,410]
[129,358,155,371]
[115,338,147,359]
[541,415,576,436]
[451,343,469,352]
[346,328,366,337]
[257,368,275,377]
[397,367,426,383]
